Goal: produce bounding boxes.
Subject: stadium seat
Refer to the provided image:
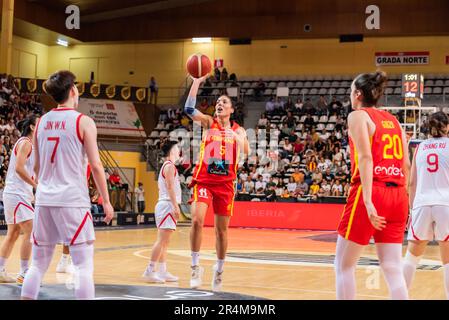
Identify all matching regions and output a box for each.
[155,122,164,130]
[331,81,340,87]
[264,89,273,96]
[295,81,304,88]
[425,80,435,86]
[318,88,328,95]
[159,131,168,137]
[433,87,443,94]
[328,88,337,95]
[153,139,160,146]
[278,82,286,87]
[326,123,335,131]
[150,130,159,138]
[242,82,251,88]
[393,87,402,95]
[317,123,325,131]
[300,88,309,95]
[319,115,328,123]
[384,88,394,95]
[299,115,307,123]
[444,87,449,94]
[304,81,313,88]
[310,88,318,95]
[245,88,255,96]
[328,115,337,123]
[312,116,319,122]
[435,80,444,86]
[287,81,295,88]
[313,81,322,87]
[268,82,277,88]
[291,88,300,95]
[322,81,331,88]
[336,88,346,95]
[424,87,432,94]
[211,89,221,95]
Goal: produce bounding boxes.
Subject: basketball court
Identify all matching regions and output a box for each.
[0,226,445,300]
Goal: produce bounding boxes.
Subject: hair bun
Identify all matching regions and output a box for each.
[373,71,388,86]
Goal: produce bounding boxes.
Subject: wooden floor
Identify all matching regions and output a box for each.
[0,226,446,300]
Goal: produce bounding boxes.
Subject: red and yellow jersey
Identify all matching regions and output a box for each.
[191,119,241,185]
[350,107,406,186]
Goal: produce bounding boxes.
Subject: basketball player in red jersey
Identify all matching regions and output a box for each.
[335,71,410,300]
[21,71,114,300]
[184,75,249,291]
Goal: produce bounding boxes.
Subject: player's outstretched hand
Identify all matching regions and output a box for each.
[190,74,209,84]
[365,202,386,231]
[103,202,114,224]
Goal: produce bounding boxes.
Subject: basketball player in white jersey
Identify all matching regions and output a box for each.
[143,141,181,283]
[404,111,449,299]
[0,116,37,285]
[21,70,114,300]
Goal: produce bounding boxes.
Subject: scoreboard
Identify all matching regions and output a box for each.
[402,73,424,99]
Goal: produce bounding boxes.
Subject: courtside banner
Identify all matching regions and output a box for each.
[204,202,344,230]
[375,51,430,66]
[77,98,145,137]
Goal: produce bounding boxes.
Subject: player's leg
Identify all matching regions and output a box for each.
[0,224,20,282]
[334,235,365,300]
[57,244,73,273]
[403,240,427,290]
[16,219,33,285]
[69,241,95,300]
[403,206,432,290]
[189,200,208,288]
[376,243,409,300]
[438,241,449,299]
[212,214,230,292]
[21,244,56,300]
[143,229,168,283]
[156,229,178,282]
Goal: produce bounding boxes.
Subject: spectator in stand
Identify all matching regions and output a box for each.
[214,67,221,81]
[287,177,297,195]
[265,184,277,202]
[294,98,303,113]
[329,96,342,115]
[202,77,213,96]
[284,111,296,129]
[244,176,255,193]
[316,95,328,116]
[236,179,244,193]
[321,180,331,196]
[258,113,269,129]
[309,180,320,196]
[255,176,266,192]
[291,153,301,166]
[331,179,343,196]
[311,168,323,184]
[342,181,350,196]
[323,168,334,182]
[295,180,309,198]
[108,169,122,189]
[281,188,290,199]
[265,97,275,114]
[342,96,351,115]
[220,68,228,81]
[303,98,315,115]
[291,168,304,183]
[255,78,266,99]
[282,138,293,158]
[135,182,145,213]
[274,97,285,113]
[304,114,315,131]
[293,138,305,154]
[149,76,158,105]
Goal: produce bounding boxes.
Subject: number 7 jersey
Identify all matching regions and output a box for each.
[34,107,91,208]
[413,137,449,208]
[349,107,406,186]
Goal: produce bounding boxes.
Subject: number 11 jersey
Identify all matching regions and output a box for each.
[413,137,449,208]
[35,107,91,208]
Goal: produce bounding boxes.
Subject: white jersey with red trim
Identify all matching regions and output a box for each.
[158,160,182,203]
[35,108,91,207]
[4,137,35,200]
[413,137,449,209]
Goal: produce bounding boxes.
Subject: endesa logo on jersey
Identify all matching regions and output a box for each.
[374,164,404,177]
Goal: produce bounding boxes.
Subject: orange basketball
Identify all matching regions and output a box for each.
[186,53,212,78]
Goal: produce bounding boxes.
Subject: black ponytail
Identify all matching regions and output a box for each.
[17,115,37,137]
[353,70,388,107]
[428,111,449,138]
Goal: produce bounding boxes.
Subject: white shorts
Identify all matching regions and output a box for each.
[3,193,34,225]
[155,201,177,230]
[32,206,95,246]
[408,205,449,242]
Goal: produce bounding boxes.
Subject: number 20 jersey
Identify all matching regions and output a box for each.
[413,137,449,209]
[34,108,91,208]
[349,107,406,186]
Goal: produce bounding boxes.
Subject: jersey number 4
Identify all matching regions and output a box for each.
[427,153,439,173]
[48,137,60,163]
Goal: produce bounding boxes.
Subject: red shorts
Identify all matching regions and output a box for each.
[189,182,235,216]
[338,182,409,245]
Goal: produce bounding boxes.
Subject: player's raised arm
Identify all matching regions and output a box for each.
[80,116,114,223]
[184,75,213,129]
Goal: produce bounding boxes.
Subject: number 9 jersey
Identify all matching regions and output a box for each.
[349,107,406,186]
[412,137,449,209]
[34,108,91,208]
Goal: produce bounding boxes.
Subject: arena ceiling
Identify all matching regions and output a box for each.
[7,0,449,45]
